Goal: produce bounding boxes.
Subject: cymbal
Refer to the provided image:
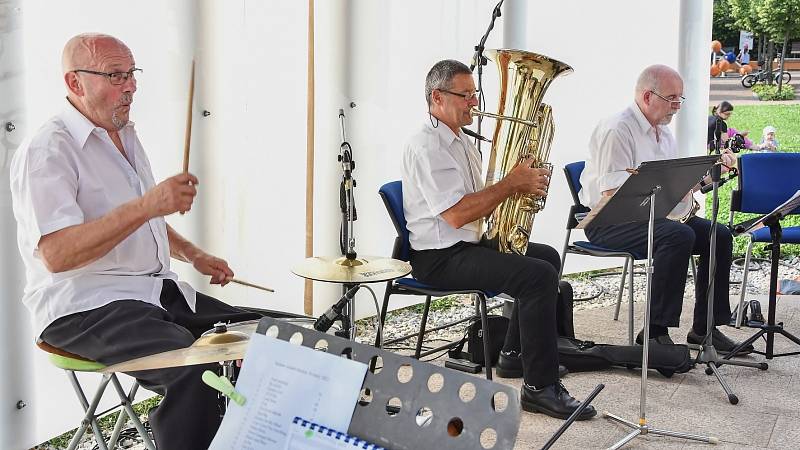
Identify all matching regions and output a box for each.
[291,255,411,283]
[193,330,250,346]
[101,341,248,373]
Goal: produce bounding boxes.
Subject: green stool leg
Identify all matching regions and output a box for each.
[109,374,156,450]
[66,371,111,450]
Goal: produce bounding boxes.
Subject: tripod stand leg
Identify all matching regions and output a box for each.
[607,429,641,450]
[648,426,719,444]
[602,411,637,428]
[734,239,755,328]
[706,362,738,404]
[722,330,764,361]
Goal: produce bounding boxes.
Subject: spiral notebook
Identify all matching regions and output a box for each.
[284,417,384,450]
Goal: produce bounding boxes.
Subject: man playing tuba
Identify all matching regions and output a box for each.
[401,59,595,420]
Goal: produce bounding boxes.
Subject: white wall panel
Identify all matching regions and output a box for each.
[0,2,34,448]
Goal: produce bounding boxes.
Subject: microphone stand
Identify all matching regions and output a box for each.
[470,0,504,153]
[693,118,766,404]
[337,109,357,338]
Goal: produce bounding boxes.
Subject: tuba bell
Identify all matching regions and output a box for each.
[476,49,572,255]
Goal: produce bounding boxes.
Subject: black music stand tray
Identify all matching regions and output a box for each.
[254,316,521,449]
[579,155,720,449]
[726,190,800,360]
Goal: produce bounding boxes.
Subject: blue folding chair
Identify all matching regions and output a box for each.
[729,152,800,326]
[377,181,497,380]
[559,161,644,345]
[560,162,699,344]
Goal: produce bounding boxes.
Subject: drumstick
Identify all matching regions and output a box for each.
[230,278,275,293]
[182,60,195,174]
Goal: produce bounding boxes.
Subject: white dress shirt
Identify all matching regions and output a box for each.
[402,119,484,250]
[10,100,195,337]
[579,103,690,219]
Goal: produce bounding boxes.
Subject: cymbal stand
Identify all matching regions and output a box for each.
[692,128,767,406]
[339,109,358,339]
[604,187,717,449]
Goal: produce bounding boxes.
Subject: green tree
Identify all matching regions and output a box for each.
[727,0,768,69]
[756,0,800,91]
[714,0,741,48]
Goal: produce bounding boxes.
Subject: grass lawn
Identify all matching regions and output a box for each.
[707,104,800,258]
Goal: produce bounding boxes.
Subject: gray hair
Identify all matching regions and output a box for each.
[634,64,680,97]
[425,59,472,106]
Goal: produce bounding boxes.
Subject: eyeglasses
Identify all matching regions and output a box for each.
[649,90,685,106]
[440,89,480,101]
[73,68,142,85]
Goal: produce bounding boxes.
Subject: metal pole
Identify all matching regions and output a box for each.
[604,187,717,449]
[639,188,658,424]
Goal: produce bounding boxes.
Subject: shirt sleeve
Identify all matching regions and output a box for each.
[408,141,467,216]
[594,127,634,192]
[19,143,84,242]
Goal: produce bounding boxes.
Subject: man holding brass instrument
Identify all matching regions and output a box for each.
[580,64,752,355]
[401,59,595,420]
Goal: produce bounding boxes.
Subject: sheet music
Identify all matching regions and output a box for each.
[209,333,368,450]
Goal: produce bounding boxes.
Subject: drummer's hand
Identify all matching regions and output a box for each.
[192,252,234,286]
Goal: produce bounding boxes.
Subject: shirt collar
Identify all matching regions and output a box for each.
[426,115,466,147]
[60,98,135,149]
[629,102,657,135]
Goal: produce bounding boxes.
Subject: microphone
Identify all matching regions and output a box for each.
[313,285,360,332]
[461,127,492,143]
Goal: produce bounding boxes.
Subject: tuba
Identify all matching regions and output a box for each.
[474,49,573,254]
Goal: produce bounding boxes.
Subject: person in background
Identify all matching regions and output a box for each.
[708,101,734,150]
[756,125,779,151]
[736,43,751,66]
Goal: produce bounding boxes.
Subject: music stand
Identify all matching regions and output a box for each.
[725,190,800,360]
[579,155,720,449]
[254,316,521,449]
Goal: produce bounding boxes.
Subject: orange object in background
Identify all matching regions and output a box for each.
[739,65,753,75]
[717,60,730,72]
[711,40,722,52]
[710,65,721,77]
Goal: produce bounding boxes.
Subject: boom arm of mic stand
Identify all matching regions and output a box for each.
[470,0,505,150]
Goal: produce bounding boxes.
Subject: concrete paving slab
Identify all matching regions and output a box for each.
[492,290,800,449]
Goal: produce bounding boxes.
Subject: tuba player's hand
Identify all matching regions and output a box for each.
[507,156,549,198]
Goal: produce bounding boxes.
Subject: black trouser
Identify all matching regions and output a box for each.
[410,240,560,387]
[40,280,261,450]
[585,216,732,332]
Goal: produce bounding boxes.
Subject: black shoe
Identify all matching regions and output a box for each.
[687,327,754,356]
[635,329,674,345]
[520,382,597,420]
[496,350,568,378]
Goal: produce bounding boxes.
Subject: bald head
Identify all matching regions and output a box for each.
[634,65,683,126]
[634,64,681,99]
[62,33,137,132]
[62,33,131,74]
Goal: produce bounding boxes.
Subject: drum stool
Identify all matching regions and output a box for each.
[36,341,156,450]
